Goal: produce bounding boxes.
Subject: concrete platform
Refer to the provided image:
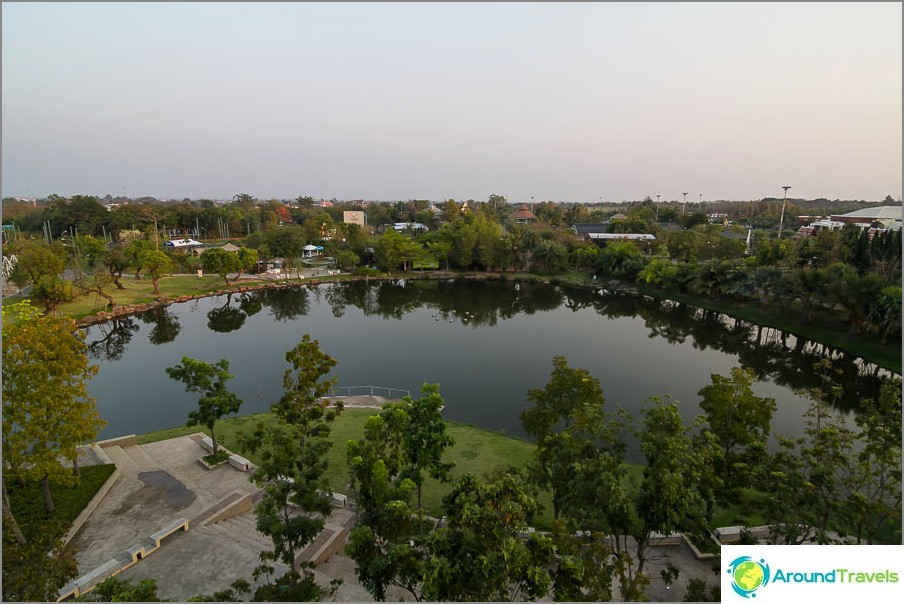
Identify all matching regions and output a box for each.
[65,433,720,601]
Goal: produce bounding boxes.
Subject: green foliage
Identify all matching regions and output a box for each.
[166,357,243,459]
[698,367,775,501]
[188,578,251,601]
[79,577,164,601]
[237,334,340,594]
[200,247,242,286]
[2,516,78,601]
[2,308,105,513]
[595,241,646,279]
[7,240,67,287]
[138,249,173,294]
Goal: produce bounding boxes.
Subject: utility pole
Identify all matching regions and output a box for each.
[778,186,791,237]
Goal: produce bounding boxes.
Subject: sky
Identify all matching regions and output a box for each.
[2,2,901,203]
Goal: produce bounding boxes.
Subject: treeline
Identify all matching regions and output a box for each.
[2,194,900,347]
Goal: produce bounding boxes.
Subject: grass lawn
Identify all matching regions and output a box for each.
[137,410,555,525]
[6,464,117,540]
[53,275,272,319]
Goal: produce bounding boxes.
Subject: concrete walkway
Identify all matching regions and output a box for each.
[66,433,719,601]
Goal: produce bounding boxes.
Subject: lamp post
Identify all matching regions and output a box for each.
[682,192,688,214]
[656,194,660,204]
[778,186,791,237]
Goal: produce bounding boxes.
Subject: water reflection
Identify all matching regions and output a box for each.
[86,317,139,362]
[131,279,898,416]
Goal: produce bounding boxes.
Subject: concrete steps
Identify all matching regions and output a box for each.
[102,445,139,472]
[121,445,158,471]
[203,513,272,553]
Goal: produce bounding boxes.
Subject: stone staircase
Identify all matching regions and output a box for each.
[198,511,272,555]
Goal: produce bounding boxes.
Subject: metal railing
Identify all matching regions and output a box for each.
[320,386,411,400]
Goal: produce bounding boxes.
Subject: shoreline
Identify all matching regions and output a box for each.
[67,269,901,373]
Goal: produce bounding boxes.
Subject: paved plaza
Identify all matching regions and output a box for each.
[66,434,719,602]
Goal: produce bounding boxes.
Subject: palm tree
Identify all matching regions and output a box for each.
[866,286,902,344]
[785,268,828,324]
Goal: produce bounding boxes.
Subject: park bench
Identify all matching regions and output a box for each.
[149,517,189,548]
[199,436,214,452]
[228,453,252,471]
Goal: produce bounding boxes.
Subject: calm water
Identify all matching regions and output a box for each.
[82,279,896,462]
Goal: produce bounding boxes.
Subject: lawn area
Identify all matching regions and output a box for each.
[136,409,554,524]
[6,464,117,541]
[53,275,272,319]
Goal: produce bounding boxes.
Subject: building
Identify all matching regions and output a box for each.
[164,238,204,253]
[343,211,366,226]
[392,222,428,232]
[509,204,537,224]
[830,206,902,229]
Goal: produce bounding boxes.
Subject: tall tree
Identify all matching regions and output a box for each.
[391,383,455,510]
[2,301,105,513]
[697,367,775,501]
[238,334,342,598]
[138,249,173,294]
[200,247,242,286]
[165,357,243,460]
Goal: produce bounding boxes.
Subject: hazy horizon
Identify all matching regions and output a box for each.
[3,2,901,203]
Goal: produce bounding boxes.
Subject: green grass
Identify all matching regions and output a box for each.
[137,410,554,524]
[6,464,117,540]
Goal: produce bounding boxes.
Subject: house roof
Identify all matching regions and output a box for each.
[588,233,656,241]
[221,243,241,252]
[571,223,609,235]
[509,204,537,220]
[832,206,902,221]
[165,238,203,248]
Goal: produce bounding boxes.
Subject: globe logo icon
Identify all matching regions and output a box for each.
[727,556,770,598]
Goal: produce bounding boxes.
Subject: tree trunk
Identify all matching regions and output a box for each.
[2,476,27,545]
[151,277,160,294]
[73,455,80,477]
[42,474,55,514]
[210,425,218,460]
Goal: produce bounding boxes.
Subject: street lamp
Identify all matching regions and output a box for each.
[778,186,791,237]
[682,192,688,214]
[656,194,660,204]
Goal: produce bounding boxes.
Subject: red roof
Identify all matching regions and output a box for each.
[510,204,537,220]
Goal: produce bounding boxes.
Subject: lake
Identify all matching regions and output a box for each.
[82,278,896,462]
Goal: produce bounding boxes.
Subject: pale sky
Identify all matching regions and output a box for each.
[2,2,901,203]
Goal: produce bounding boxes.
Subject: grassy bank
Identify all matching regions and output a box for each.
[136,410,758,530]
[137,409,550,526]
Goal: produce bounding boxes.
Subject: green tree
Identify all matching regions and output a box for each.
[843,379,902,544]
[866,286,902,344]
[103,247,128,289]
[78,577,163,601]
[2,516,78,601]
[596,241,645,279]
[32,274,76,315]
[785,268,828,324]
[124,239,155,279]
[826,263,885,334]
[521,356,628,523]
[235,246,259,280]
[165,357,243,460]
[238,334,341,597]
[2,302,105,513]
[424,472,556,601]
[698,367,775,501]
[8,240,67,288]
[389,383,455,510]
[139,249,173,294]
[200,247,242,286]
[628,398,720,577]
